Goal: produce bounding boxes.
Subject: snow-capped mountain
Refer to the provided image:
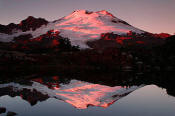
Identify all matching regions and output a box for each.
[0,10,144,49]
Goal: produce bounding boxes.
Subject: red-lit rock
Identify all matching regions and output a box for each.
[154,33,171,39]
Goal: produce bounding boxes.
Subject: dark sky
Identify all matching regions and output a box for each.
[0,0,174,34]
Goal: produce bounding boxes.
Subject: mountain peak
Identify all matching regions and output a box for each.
[97,10,115,17]
[18,16,48,32]
[20,16,48,24]
[26,16,36,20]
[73,10,90,13]
[70,10,93,16]
[71,10,115,17]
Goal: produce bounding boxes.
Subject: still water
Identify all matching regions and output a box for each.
[0,74,175,116]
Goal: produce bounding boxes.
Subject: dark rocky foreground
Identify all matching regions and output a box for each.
[0,33,175,76]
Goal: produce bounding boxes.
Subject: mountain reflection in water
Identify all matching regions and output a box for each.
[0,76,142,109]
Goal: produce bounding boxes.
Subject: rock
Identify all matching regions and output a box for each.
[7,111,17,116]
[0,107,6,114]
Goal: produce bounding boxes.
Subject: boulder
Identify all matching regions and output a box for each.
[0,107,6,114]
[7,111,17,116]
